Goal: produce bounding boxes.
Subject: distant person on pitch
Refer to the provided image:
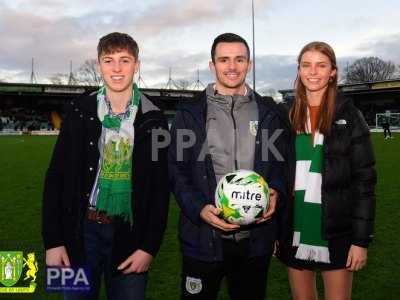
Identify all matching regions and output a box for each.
[42,32,169,300]
[382,118,393,139]
[169,32,289,300]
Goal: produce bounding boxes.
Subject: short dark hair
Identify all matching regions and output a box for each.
[211,33,250,63]
[97,32,139,60]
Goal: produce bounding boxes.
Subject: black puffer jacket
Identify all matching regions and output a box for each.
[277,95,377,261]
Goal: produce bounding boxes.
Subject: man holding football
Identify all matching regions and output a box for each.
[168,32,290,299]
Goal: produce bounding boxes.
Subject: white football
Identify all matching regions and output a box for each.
[215,169,270,225]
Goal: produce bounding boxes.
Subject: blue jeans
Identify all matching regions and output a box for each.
[64,219,147,300]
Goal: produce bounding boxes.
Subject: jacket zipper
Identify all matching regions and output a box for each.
[230,97,239,170]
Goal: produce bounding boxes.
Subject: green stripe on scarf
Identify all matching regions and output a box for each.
[295,134,313,160]
[293,132,330,263]
[95,83,140,225]
[310,144,323,173]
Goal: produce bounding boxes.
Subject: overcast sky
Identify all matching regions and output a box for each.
[0,0,399,93]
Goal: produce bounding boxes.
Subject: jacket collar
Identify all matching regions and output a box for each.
[181,88,278,125]
[74,91,145,125]
[179,90,208,130]
[284,92,353,121]
[206,83,252,108]
[256,94,278,122]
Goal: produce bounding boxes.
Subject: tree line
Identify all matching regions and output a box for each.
[343,57,399,84]
[37,56,400,86]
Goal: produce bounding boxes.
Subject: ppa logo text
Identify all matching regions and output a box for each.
[46,267,91,293]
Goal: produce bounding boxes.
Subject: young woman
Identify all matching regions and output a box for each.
[277,41,377,300]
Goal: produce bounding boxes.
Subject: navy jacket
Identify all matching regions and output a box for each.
[168,90,290,262]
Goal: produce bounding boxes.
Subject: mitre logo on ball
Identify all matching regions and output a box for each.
[215,170,270,225]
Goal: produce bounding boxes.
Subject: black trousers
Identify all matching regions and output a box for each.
[181,239,272,300]
[384,128,392,138]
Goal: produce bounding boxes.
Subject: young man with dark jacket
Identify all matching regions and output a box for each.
[42,32,169,300]
[168,33,290,299]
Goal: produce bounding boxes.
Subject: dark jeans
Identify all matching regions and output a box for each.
[64,219,147,300]
[181,238,273,300]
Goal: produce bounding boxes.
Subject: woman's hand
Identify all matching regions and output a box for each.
[346,245,367,271]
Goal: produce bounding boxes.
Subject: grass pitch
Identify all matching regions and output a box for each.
[0,133,399,299]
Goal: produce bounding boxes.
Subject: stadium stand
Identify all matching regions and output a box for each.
[0,108,53,131]
[0,80,399,133]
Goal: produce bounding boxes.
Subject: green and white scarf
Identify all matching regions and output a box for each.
[293,127,330,263]
[96,83,140,224]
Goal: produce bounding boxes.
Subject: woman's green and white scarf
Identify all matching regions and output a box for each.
[96,83,140,224]
[293,126,330,263]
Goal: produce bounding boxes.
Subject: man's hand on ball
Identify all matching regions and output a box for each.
[200,204,240,231]
[256,188,278,224]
